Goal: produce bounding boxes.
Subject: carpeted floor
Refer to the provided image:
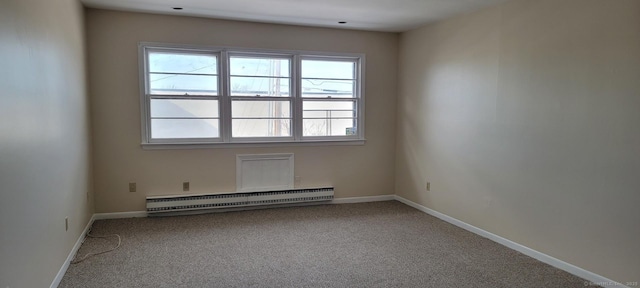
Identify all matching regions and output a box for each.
[60,201,593,287]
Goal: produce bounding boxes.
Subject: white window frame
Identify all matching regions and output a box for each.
[141,46,223,144]
[138,42,365,149]
[227,51,295,143]
[299,55,362,141]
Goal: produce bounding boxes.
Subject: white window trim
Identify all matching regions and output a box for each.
[138,42,366,149]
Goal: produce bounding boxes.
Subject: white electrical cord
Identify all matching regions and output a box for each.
[71,233,122,264]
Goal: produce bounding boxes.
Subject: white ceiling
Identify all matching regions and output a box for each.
[81,0,508,32]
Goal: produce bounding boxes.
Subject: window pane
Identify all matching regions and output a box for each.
[151,119,219,139]
[230,57,290,77]
[230,77,290,97]
[149,74,218,95]
[301,79,353,98]
[303,109,353,118]
[303,100,357,137]
[149,52,217,75]
[303,119,357,137]
[301,59,354,79]
[232,100,290,118]
[232,119,291,137]
[151,99,218,118]
[303,100,355,111]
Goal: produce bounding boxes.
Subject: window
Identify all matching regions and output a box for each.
[229,55,292,139]
[140,43,364,147]
[145,49,221,140]
[301,59,359,137]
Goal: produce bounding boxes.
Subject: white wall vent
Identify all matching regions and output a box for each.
[236,153,294,192]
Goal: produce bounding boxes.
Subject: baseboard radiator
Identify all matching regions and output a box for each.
[146,187,334,215]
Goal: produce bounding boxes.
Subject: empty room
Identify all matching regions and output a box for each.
[1,0,638,287]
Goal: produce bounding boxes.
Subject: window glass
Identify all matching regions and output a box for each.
[149,52,217,74]
[148,52,218,95]
[301,60,354,79]
[232,100,291,137]
[230,57,290,77]
[151,119,219,139]
[151,99,218,118]
[230,57,291,97]
[301,79,353,98]
[302,101,356,137]
[150,99,219,139]
[149,74,218,95]
[301,59,355,98]
[230,77,290,97]
[232,119,291,137]
[232,100,290,118]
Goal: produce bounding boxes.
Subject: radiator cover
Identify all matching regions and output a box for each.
[146,187,334,214]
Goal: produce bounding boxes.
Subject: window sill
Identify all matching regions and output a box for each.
[140,139,366,150]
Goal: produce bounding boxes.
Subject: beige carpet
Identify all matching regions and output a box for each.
[60,201,592,287]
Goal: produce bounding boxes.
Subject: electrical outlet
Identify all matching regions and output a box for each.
[65,217,69,231]
[183,182,190,192]
[294,176,301,186]
[129,182,137,192]
[426,182,431,191]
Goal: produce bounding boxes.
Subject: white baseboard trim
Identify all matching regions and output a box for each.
[93,211,148,220]
[51,211,147,287]
[332,194,395,204]
[393,195,627,288]
[50,214,96,288]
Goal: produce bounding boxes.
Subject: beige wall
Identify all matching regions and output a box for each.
[85,9,398,213]
[0,0,93,287]
[396,0,640,283]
